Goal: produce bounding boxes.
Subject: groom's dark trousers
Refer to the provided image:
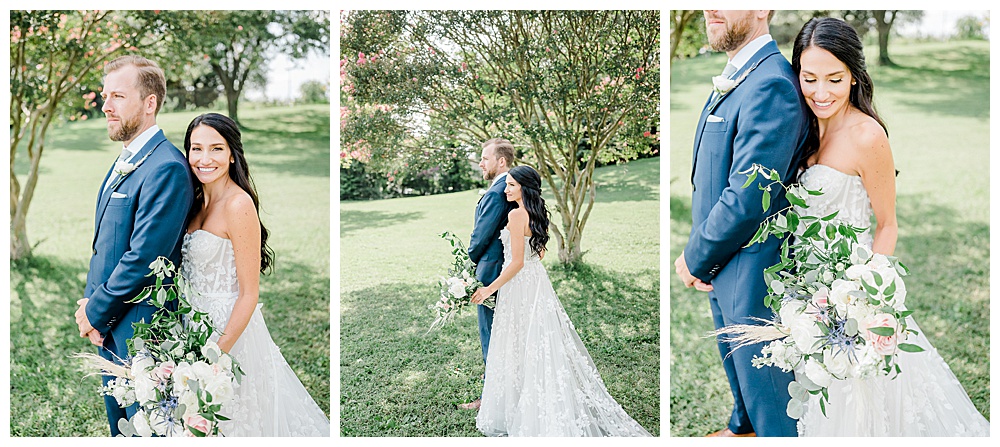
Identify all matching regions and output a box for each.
[84,130,193,436]
[469,173,515,366]
[683,41,809,437]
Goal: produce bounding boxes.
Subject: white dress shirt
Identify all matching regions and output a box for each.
[103,124,160,194]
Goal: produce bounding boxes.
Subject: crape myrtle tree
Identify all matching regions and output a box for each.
[341,10,660,264]
[10,10,170,260]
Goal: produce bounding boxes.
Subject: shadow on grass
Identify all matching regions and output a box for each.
[340,209,426,237]
[873,43,989,119]
[259,259,332,416]
[10,255,111,436]
[241,111,331,178]
[339,263,660,436]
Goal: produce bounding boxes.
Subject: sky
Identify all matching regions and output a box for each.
[898,10,989,38]
[245,48,332,102]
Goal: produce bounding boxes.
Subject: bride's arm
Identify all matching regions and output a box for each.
[857,123,897,256]
[218,193,263,353]
[470,209,528,304]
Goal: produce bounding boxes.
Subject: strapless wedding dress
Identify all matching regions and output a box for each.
[475,228,651,436]
[794,164,989,436]
[181,230,330,437]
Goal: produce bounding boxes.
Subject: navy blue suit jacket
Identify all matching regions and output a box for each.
[85,130,194,350]
[469,173,516,287]
[684,41,809,318]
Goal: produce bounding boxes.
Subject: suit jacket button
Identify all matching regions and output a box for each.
[93,248,97,255]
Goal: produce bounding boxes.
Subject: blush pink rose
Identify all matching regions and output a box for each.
[151,361,175,383]
[185,414,212,435]
[864,313,899,356]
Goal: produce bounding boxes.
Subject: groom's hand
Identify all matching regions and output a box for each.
[75,298,95,337]
[86,329,104,346]
[674,252,713,292]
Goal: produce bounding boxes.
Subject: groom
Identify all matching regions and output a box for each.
[674,10,808,437]
[458,138,517,410]
[73,55,194,436]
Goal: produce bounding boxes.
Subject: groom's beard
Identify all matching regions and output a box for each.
[107,114,141,142]
[708,14,753,53]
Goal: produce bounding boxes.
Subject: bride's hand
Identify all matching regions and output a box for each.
[470,287,492,304]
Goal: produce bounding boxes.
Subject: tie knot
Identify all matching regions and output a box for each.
[721,63,737,79]
[119,147,133,161]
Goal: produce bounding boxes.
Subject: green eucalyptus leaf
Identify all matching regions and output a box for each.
[898,343,925,353]
[762,190,771,211]
[742,170,758,189]
[868,326,895,337]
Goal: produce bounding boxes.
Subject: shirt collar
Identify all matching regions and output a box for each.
[490,171,508,187]
[728,34,773,73]
[122,124,160,162]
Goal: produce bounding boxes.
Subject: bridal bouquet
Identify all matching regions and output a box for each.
[77,257,244,437]
[427,231,494,332]
[716,164,922,419]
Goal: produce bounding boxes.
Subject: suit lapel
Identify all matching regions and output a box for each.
[690,41,782,184]
[92,131,167,249]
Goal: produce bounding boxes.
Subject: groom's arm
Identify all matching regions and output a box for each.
[684,73,806,282]
[85,160,193,335]
[468,189,506,264]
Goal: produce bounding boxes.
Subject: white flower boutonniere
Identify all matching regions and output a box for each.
[114,159,138,177]
[708,59,764,109]
[712,76,739,95]
[478,189,487,196]
[110,147,157,191]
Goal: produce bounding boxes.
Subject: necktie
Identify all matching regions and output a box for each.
[721,62,737,79]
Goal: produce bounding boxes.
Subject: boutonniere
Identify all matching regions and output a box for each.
[478,189,487,197]
[708,59,763,109]
[110,147,157,190]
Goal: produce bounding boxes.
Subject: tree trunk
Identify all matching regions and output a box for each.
[873,10,895,67]
[669,10,697,65]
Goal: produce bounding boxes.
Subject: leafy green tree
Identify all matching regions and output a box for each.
[165,10,329,123]
[954,14,989,40]
[298,79,329,104]
[10,10,168,260]
[669,10,705,64]
[840,10,924,66]
[342,10,660,263]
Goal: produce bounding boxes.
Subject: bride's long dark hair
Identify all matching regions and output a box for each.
[792,17,889,172]
[508,166,550,257]
[184,113,274,273]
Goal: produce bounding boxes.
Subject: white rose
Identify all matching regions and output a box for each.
[851,344,883,379]
[787,312,824,354]
[829,279,859,314]
[203,372,236,404]
[845,263,869,281]
[190,361,215,382]
[447,277,467,298]
[822,270,835,284]
[823,348,852,379]
[802,358,834,388]
[132,374,158,404]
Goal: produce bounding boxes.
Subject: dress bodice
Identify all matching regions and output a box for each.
[500,228,542,265]
[796,164,874,247]
[180,230,239,328]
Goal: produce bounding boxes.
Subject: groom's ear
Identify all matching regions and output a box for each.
[144,94,158,115]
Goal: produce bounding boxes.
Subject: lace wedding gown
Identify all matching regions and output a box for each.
[794,164,989,436]
[181,230,330,437]
[475,228,651,437]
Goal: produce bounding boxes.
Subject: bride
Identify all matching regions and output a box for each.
[790,17,988,436]
[469,165,651,436]
[181,113,330,436]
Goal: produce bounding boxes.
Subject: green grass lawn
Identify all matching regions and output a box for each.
[340,157,661,436]
[669,40,990,436]
[9,104,331,436]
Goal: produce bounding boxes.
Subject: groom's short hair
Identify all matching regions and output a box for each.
[104,55,167,115]
[484,138,515,168]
